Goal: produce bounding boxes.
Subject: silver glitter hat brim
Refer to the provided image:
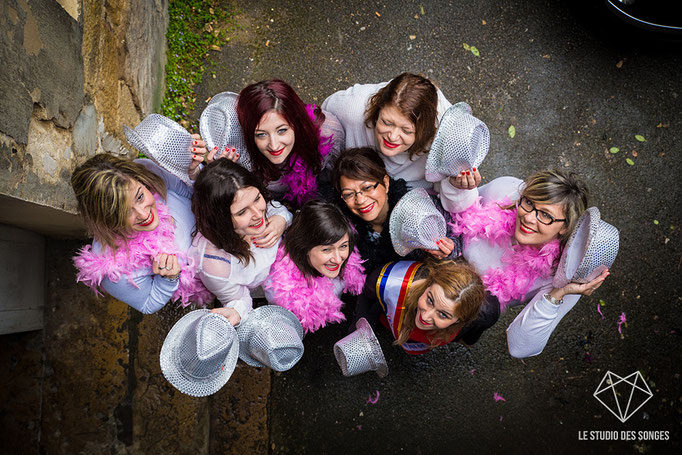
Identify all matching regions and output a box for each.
[236,305,304,368]
[123,114,193,185]
[333,318,388,378]
[160,310,239,397]
[425,101,489,182]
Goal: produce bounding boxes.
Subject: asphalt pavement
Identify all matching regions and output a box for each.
[193,1,682,453]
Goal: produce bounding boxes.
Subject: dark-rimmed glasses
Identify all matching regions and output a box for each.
[517,197,566,225]
[340,182,381,202]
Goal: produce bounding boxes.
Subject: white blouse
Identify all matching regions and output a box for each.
[188,201,292,324]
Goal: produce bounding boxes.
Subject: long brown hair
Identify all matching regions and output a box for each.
[71,154,167,250]
[364,73,438,159]
[192,160,271,265]
[395,260,485,347]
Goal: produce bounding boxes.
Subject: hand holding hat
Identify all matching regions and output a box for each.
[389,188,447,256]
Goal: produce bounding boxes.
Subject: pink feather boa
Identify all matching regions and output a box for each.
[449,198,561,310]
[263,245,366,333]
[73,196,212,307]
[279,104,333,206]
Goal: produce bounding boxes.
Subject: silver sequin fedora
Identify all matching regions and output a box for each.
[199,91,252,169]
[123,114,193,184]
[425,102,489,182]
[553,207,620,288]
[160,309,239,397]
[334,318,388,378]
[236,305,304,371]
[389,188,447,256]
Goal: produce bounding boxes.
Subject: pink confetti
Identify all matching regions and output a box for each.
[617,312,627,336]
[493,392,506,402]
[499,415,503,422]
[583,352,593,364]
[367,390,380,404]
[469,368,476,375]
[356,425,362,431]
[597,303,605,319]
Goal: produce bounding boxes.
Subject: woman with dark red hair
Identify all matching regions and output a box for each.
[234,79,344,208]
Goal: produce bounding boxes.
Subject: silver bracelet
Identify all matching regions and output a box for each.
[544,293,563,306]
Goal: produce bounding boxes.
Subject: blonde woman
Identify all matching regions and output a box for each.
[72,154,210,313]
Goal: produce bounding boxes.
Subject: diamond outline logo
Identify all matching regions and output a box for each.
[593,370,653,423]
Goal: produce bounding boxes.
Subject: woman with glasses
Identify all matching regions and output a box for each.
[441,168,610,358]
[332,147,460,275]
[322,73,451,189]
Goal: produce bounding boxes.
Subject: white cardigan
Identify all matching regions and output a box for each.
[440,176,583,358]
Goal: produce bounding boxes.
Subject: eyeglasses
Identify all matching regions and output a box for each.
[340,182,381,202]
[517,197,566,225]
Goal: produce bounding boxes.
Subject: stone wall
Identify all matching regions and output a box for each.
[0,0,168,236]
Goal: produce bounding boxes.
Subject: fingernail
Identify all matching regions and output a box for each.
[194,141,197,145]
[192,148,196,152]
[466,171,471,175]
[473,167,477,172]
[232,148,236,152]
[193,155,197,159]
[461,171,465,175]
[225,147,229,151]
[236,153,240,158]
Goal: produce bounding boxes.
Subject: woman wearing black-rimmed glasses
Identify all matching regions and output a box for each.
[331,147,461,275]
[440,168,610,358]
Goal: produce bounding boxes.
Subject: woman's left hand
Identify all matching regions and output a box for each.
[251,215,287,249]
[424,237,455,260]
[188,134,208,180]
[549,269,610,300]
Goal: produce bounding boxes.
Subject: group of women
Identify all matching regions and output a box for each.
[71,73,610,360]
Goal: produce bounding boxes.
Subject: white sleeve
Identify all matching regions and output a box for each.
[438,177,479,213]
[100,270,179,315]
[198,251,253,325]
[506,288,581,358]
[268,201,293,227]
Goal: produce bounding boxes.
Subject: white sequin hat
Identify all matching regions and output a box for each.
[333,318,388,378]
[236,305,304,371]
[160,309,239,397]
[389,188,447,256]
[553,207,620,288]
[123,114,193,184]
[199,91,252,169]
[425,102,489,182]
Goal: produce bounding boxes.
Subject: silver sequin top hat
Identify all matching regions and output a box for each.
[199,91,252,169]
[425,102,490,182]
[390,188,447,256]
[236,305,304,371]
[160,309,239,397]
[333,318,388,378]
[553,207,620,288]
[123,114,193,185]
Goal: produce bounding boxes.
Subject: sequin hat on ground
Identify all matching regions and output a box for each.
[333,318,388,378]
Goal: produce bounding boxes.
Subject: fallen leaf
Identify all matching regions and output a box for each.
[635,134,646,142]
[626,158,635,165]
[609,147,619,154]
[654,220,659,225]
[616,59,624,68]
[210,45,221,51]
[543,54,550,59]
[482,19,487,25]
[632,151,638,157]
[508,125,516,138]
[414,14,419,19]
[463,43,471,51]
[265,40,270,47]
[420,4,425,15]
[409,35,416,40]
[375,11,381,17]
[471,46,480,57]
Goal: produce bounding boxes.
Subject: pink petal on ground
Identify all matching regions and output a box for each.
[356,425,362,431]
[469,369,476,375]
[500,415,503,422]
[367,390,380,404]
[617,312,627,335]
[493,392,506,402]
[597,303,605,320]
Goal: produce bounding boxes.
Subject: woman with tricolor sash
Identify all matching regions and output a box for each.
[352,259,497,354]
